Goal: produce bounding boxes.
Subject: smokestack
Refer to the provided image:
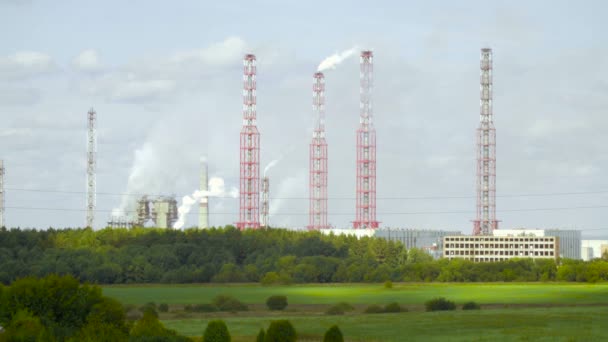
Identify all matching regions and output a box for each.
[0,159,4,228]
[261,176,269,228]
[199,158,209,229]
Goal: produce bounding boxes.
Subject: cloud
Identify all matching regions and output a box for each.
[0,85,41,105]
[169,36,246,67]
[74,37,248,103]
[72,49,103,73]
[0,51,55,80]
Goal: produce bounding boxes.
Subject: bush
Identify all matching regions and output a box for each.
[203,320,231,342]
[425,297,456,312]
[212,295,248,312]
[139,302,158,316]
[364,304,384,314]
[384,280,393,289]
[260,272,281,285]
[266,295,288,311]
[325,305,345,315]
[193,304,218,312]
[256,328,265,342]
[334,302,355,312]
[383,302,403,313]
[323,325,344,342]
[462,301,481,310]
[264,320,296,342]
[159,303,169,313]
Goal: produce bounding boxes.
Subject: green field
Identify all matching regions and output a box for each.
[102,283,608,341]
[163,307,608,341]
[103,282,608,305]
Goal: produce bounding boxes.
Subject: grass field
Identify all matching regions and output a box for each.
[162,307,608,341]
[102,283,608,341]
[103,282,608,305]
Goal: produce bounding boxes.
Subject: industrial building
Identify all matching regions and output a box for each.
[375,228,462,259]
[108,196,178,229]
[581,240,608,261]
[443,235,558,262]
[494,229,581,260]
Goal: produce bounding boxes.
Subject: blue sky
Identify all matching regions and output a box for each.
[0,0,607,237]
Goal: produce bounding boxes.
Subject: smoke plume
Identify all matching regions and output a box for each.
[173,177,238,229]
[317,48,357,72]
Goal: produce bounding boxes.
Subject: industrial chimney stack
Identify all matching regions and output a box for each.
[199,158,209,229]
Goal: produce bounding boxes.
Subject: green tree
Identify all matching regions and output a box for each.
[203,320,231,342]
[3,309,46,342]
[323,325,344,342]
[264,320,296,342]
[256,329,265,342]
[265,295,288,311]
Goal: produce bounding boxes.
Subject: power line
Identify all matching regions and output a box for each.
[6,204,608,215]
[5,186,608,200]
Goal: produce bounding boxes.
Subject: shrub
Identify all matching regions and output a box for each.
[256,328,265,342]
[193,304,218,312]
[462,301,481,310]
[212,295,248,312]
[264,320,296,342]
[325,305,345,315]
[334,302,355,312]
[364,304,384,314]
[260,272,281,285]
[383,302,403,313]
[323,325,344,342]
[266,295,288,311]
[384,280,393,289]
[203,320,231,342]
[425,297,456,312]
[158,303,169,313]
[184,304,193,312]
[139,302,157,316]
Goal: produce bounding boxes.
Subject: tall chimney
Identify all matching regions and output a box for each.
[199,158,209,229]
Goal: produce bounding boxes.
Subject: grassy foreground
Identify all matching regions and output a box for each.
[102,283,608,341]
[162,306,608,341]
[103,282,608,305]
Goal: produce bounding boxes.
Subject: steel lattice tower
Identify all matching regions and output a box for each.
[473,48,499,235]
[237,54,261,229]
[261,176,269,228]
[0,160,4,228]
[353,51,379,229]
[308,72,329,230]
[86,108,96,228]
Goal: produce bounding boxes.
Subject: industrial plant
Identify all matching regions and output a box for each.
[0,46,603,262]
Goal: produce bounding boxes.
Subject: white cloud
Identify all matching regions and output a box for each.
[110,78,176,103]
[0,51,55,80]
[0,85,40,105]
[72,49,103,72]
[169,36,246,67]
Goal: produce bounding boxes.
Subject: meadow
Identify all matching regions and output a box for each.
[103,282,608,305]
[103,283,608,341]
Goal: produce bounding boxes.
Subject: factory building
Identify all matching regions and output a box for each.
[375,228,462,259]
[443,235,558,262]
[581,240,608,261]
[493,229,581,260]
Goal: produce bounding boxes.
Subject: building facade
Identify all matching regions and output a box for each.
[581,240,608,261]
[443,235,558,262]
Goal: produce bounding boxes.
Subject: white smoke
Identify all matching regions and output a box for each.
[173,177,238,229]
[264,159,279,177]
[317,47,357,72]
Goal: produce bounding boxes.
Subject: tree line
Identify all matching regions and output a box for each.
[0,226,606,284]
[0,274,189,341]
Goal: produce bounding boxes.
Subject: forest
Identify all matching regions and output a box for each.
[0,226,606,284]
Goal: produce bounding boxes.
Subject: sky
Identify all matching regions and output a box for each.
[0,0,607,238]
